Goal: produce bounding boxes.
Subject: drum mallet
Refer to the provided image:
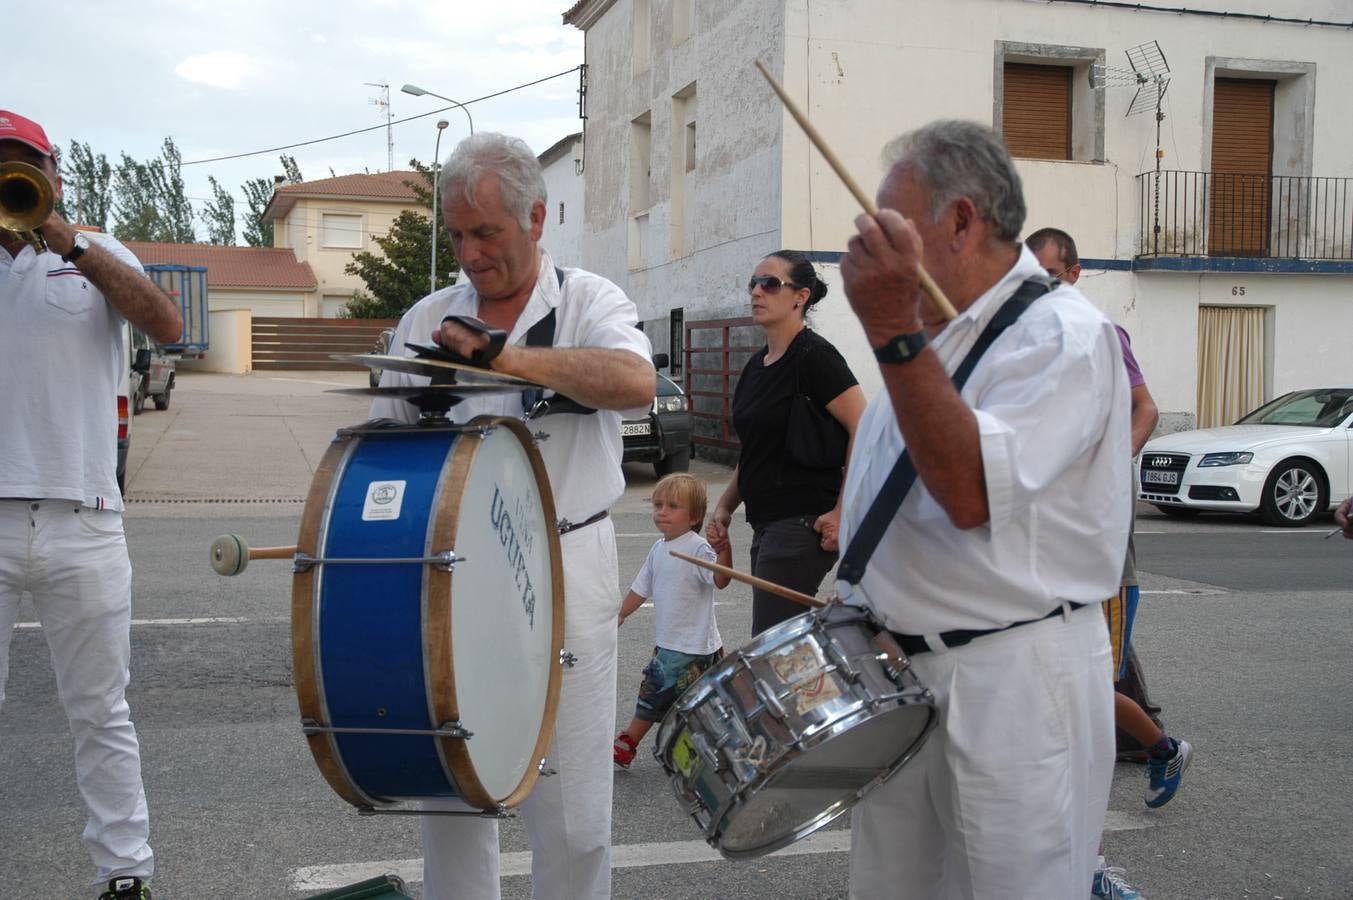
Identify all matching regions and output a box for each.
[670,550,825,609]
[210,533,296,577]
[753,58,958,322]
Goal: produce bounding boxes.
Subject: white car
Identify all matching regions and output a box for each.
[1138,387,1352,527]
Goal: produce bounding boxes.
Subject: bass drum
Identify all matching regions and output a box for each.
[292,416,563,812]
[655,603,936,858]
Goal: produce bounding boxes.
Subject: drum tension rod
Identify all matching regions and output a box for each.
[291,550,464,573]
[357,805,513,819]
[301,718,474,740]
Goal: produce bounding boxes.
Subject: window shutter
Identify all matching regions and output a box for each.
[1209,78,1275,255]
[1003,63,1072,160]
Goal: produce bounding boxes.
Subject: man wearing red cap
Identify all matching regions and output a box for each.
[0,110,182,900]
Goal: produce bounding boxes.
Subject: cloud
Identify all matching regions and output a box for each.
[175,51,257,90]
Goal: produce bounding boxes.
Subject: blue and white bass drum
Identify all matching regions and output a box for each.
[291,415,563,813]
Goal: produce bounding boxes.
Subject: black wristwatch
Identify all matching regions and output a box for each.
[873,329,928,364]
[61,232,90,264]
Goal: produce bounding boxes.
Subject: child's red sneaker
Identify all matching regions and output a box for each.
[613,732,638,769]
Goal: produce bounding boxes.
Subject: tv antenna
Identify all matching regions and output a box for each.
[1091,41,1171,252]
[366,81,394,171]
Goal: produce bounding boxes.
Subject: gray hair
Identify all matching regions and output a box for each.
[440,132,547,230]
[881,120,1026,242]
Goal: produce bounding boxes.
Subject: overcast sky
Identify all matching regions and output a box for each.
[9,0,585,236]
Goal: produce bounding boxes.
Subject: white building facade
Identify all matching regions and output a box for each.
[565,0,1353,442]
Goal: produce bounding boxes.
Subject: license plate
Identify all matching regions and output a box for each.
[1142,469,1179,486]
[621,422,651,436]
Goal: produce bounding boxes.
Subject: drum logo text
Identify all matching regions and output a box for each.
[490,486,537,628]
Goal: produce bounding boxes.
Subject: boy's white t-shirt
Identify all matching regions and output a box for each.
[630,529,723,655]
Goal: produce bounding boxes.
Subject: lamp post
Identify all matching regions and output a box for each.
[430,119,449,295]
[400,84,475,136]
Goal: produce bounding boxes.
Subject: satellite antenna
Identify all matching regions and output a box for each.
[366,81,394,171]
[1091,41,1171,253]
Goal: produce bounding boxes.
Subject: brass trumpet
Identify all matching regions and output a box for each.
[0,161,55,252]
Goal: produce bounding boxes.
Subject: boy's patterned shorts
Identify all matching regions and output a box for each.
[634,646,724,722]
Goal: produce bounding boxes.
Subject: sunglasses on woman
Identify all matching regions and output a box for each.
[747,275,804,294]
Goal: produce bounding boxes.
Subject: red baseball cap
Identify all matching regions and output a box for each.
[0,110,57,162]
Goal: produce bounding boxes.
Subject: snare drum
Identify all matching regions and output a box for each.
[292,416,563,812]
[655,603,935,858]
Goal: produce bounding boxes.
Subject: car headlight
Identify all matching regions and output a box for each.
[1197,452,1254,467]
[655,396,687,413]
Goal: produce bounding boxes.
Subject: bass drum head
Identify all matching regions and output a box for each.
[716,702,932,857]
[443,418,562,804]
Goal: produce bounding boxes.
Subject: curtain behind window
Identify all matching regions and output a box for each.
[1196,306,1265,429]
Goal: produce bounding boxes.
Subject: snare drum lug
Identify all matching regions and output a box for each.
[559,649,577,668]
[753,678,788,720]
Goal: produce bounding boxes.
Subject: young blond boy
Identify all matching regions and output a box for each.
[614,474,732,768]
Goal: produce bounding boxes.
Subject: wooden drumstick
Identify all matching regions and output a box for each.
[669,550,825,609]
[209,533,296,577]
[754,58,958,321]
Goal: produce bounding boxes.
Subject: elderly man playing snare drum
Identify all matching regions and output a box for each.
[370,132,655,900]
[834,120,1132,898]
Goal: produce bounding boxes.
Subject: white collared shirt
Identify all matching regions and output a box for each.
[0,235,137,510]
[835,245,1132,635]
[369,248,652,525]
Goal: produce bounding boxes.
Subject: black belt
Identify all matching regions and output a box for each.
[558,509,609,535]
[890,602,1087,656]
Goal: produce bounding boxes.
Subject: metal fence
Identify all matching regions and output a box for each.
[1136,170,1353,260]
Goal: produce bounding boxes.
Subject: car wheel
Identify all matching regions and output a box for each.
[1153,504,1201,519]
[154,384,172,411]
[1259,459,1326,527]
[654,449,691,477]
[132,381,146,416]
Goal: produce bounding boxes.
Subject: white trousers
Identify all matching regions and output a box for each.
[0,500,153,887]
[422,518,621,900]
[849,603,1113,900]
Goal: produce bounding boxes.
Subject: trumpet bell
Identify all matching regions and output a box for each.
[0,160,55,251]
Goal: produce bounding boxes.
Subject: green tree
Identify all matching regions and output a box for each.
[201,176,236,245]
[111,137,194,242]
[342,161,457,319]
[57,141,112,229]
[241,154,302,247]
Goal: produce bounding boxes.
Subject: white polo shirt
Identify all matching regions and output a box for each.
[836,246,1132,635]
[370,247,652,525]
[0,236,138,510]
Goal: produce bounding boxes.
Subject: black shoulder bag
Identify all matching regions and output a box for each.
[784,343,850,470]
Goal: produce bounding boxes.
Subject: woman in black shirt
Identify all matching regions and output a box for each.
[707,250,866,634]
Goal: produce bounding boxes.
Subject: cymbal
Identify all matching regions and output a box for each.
[331,353,542,388]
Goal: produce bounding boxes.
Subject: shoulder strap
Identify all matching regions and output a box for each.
[520,265,597,417]
[836,278,1051,586]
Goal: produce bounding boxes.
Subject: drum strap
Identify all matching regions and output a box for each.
[836,277,1050,587]
[519,267,598,417]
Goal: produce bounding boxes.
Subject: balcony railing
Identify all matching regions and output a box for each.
[1136,170,1353,260]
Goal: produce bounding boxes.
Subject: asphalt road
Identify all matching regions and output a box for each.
[2,372,1351,899]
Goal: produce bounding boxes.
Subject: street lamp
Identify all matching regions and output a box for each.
[400,83,475,136]
[430,119,449,295]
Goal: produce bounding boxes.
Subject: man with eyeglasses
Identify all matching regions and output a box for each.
[834,121,1132,899]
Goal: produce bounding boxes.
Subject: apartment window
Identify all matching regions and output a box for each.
[633,0,651,75]
[630,112,652,211]
[673,0,693,45]
[320,213,362,249]
[1003,63,1072,160]
[994,42,1105,163]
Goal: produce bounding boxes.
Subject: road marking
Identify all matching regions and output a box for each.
[290,811,1153,890]
[1140,589,1225,595]
[12,616,288,631]
[267,376,364,388]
